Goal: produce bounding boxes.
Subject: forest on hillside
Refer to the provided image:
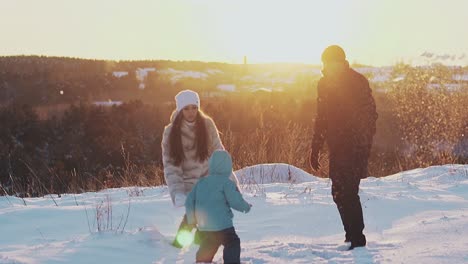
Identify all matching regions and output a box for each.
[0,56,467,197]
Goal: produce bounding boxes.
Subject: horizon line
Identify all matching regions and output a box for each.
[1,53,467,68]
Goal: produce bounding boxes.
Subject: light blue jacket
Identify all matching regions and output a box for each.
[185,150,251,231]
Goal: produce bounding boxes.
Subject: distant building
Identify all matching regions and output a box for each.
[217,84,236,92]
[452,74,468,82]
[158,68,209,84]
[93,100,123,107]
[426,83,463,91]
[136,68,156,81]
[113,71,129,78]
[250,87,281,93]
[136,68,156,90]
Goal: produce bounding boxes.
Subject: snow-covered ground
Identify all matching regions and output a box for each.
[1,164,468,264]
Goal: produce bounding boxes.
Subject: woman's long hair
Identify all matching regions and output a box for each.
[169,110,209,166]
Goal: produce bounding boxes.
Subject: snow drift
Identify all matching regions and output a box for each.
[1,164,468,263]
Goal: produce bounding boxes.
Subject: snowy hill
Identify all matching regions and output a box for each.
[235,163,314,185]
[1,164,468,263]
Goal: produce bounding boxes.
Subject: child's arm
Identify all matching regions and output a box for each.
[223,180,251,213]
[185,183,197,226]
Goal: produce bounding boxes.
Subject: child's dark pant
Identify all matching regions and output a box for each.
[196,227,241,264]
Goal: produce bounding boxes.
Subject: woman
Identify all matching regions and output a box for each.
[161,89,237,248]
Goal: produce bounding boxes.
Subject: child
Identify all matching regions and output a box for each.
[185,150,251,264]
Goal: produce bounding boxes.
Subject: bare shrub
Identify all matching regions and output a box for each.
[87,194,131,234]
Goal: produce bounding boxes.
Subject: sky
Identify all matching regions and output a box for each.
[1,0,467,66]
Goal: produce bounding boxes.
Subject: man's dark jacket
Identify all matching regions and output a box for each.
[311,65,378,178]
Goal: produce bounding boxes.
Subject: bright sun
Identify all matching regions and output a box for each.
[184,0,362,64]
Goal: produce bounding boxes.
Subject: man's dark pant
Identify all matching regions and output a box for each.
[196,227,241,264]
[329,149,366,245]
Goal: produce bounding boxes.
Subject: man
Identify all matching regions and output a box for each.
[310,45,378,250]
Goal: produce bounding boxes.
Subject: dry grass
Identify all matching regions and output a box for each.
[86,194,131,234]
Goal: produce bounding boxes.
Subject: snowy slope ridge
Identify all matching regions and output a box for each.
[0,164,468,264]
[235,163,315,184]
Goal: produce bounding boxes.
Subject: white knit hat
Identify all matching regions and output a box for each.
[175,90,200,112]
